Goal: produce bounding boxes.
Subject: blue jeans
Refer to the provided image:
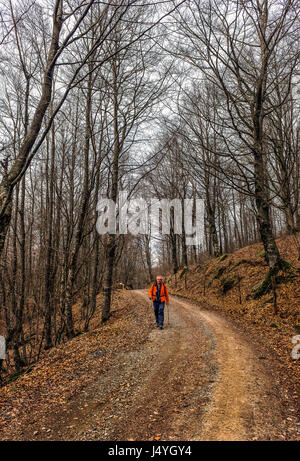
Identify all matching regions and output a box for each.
[153,301,165,326]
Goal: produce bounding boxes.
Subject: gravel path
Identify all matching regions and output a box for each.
[42,290,296,441]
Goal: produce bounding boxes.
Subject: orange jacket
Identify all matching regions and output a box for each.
[148,282,169,303]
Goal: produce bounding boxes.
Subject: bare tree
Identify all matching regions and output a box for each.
[173,0,299,293]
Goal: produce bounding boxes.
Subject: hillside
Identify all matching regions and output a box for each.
[0,234,299,441]
[166,232,300,417]
[167,233,300,334]
[0,290,154,440]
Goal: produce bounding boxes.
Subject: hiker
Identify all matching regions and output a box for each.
[148,275,169,330]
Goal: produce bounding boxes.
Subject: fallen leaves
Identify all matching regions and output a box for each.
[166,232,300,440]
[0,290,154,441]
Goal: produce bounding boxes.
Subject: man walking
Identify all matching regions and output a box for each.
[148,275,169,330]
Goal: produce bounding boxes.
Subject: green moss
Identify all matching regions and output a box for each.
[179,267,189,279]
[217,253,228,263]
[280,259,292,273]
[220,276,236,294]
[252,271,273,299]
[251,258,292,299]
[214,266,226,279]
[257,250,266,258]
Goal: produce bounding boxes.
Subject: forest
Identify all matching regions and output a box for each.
[0,0,299,397]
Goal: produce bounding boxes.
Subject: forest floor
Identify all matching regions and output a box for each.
[0,287,299,441]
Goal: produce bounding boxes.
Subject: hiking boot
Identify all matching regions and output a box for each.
[159,326,164,330]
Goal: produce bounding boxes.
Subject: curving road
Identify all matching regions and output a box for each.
[41,289,289,441]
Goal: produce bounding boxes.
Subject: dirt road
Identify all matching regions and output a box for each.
[45,290,293,441]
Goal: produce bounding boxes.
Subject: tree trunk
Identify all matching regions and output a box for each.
[253,5,282,277]
[102,51,120,322]
[144,235,154,282]
[43,120,56,349]
[0,0,63,260]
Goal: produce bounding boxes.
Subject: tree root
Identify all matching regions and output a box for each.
[251,259,292,299]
